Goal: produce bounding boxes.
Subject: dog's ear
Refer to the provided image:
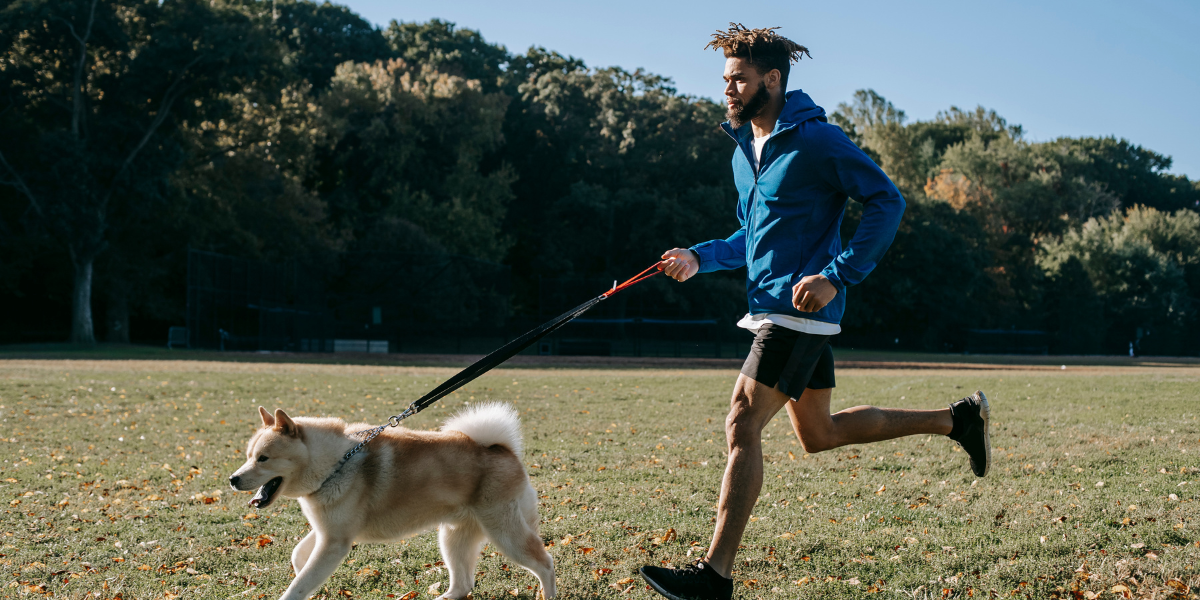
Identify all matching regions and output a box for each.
[273,408,298,437]
[258,406,275,428]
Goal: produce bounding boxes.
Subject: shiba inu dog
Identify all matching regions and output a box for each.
[228,403,555,600]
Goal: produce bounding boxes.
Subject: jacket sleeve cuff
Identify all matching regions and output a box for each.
[689,243,710,273]
[820,265,847,292]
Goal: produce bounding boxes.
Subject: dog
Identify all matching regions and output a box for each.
[228,403,555,600]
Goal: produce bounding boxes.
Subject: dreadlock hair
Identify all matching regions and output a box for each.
[705,23,811,91]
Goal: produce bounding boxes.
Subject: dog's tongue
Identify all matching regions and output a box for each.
[249,485,269,507]
[249,477,282,508]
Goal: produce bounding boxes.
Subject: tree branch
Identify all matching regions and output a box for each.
[55,0,99,139]
[0,146,46,220]
[101,54,205,207]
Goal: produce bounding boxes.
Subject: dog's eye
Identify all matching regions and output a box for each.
[257,456,269,462]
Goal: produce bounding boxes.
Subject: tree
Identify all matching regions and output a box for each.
[1047,136,1198,213]
[839,198,993,350]
[0,0,273,343]
[384,18,512,92]
[271,0,391,90]
[315,58,516,259]
[1038,206,1199,354]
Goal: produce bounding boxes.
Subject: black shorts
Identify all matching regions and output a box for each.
[741,324,835,398]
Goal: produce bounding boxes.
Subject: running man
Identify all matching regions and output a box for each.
[639,24,991,600]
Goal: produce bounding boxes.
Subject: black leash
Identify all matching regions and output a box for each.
[319,262,663,483]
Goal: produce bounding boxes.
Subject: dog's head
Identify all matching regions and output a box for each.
[228,407,306,509]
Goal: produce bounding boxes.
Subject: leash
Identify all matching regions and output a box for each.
[317,262,664,485]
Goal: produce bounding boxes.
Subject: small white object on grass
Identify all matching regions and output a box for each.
[1061,365,1066,370]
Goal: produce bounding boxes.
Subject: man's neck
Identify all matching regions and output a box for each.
[750,92,785,138]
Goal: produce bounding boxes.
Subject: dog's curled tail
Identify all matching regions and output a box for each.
[442,402,523,456]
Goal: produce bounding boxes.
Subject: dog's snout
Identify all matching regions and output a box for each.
[229,475,240,489]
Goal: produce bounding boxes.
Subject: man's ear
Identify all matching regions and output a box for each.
[273,408,298,437]
[259,406,275,427]
[767,68,782,91]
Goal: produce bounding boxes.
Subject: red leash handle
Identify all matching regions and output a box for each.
[602,262,663,298]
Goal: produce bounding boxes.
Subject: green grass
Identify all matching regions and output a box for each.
[1,359,1197,599]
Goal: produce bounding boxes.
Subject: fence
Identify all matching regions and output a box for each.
[184,249,751,356]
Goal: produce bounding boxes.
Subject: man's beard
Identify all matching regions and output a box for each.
[726,82,770,128]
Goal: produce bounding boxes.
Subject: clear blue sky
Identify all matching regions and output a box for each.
[340,0,1200,180]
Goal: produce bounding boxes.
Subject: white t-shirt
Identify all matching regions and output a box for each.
[737,313,841,335]
[751,133,770,172]
[742,132,841,336]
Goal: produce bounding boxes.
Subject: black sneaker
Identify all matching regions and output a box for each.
[948,390,991,477]
[640,561,733,600]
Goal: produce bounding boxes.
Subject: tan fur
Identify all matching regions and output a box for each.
[229,406,555,600]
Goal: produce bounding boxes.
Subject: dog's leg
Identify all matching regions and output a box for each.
[279,535,352,600]
[291,530,318,574]
[479,496,556,600]
[436,519,485,600]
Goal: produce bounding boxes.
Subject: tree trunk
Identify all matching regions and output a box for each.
[69,254,96,344]
[106,289,130,343]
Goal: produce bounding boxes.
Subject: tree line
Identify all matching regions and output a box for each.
[2,0,1197,354]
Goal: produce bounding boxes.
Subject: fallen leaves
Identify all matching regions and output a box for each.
[651,528,676,545]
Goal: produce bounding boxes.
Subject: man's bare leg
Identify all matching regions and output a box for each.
[704,375,791,579]
[784,387,952,453]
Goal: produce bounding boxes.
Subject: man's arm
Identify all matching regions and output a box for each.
[817,128,906,291]
[791,128,905,312]
[660,227,747,282]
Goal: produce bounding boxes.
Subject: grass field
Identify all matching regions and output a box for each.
[1,358,1197,599]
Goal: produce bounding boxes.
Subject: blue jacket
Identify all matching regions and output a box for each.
[689,90,905,325]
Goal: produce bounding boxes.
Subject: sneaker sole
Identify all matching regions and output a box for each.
[975,390,991,477]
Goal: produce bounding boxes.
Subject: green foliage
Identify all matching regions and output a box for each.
[1039,206,1200,354]
[269,0,391,90]
[317,58,515,259]
[841,199,993,349]
[0,0,280,342]
[2,4,1198,355]
[840,88,1198,352]
[385,18,512,91]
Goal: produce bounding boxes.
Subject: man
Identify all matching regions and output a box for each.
[639,24,991,600]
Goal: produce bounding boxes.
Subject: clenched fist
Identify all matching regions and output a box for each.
[659,248,699,282]
[792,274,837,312]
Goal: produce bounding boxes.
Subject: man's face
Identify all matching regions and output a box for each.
[723,57,774,128]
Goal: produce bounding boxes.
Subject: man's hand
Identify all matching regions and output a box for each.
[792,274,837,312]
[660,248,700,282]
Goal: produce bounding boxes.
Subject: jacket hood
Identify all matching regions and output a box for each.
[778,89,826,127]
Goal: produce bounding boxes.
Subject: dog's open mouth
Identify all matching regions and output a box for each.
[249,477,283,509]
